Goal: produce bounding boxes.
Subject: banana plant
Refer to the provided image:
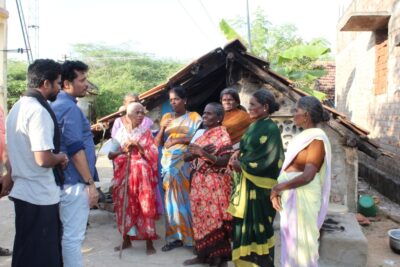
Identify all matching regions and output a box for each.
[219,11,331,101]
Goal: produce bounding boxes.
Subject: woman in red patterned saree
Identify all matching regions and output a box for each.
[183,103,233,267]
[108,102,159,255]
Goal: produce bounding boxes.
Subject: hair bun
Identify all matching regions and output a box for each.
[322,109,330,122]
[274,102,280,112]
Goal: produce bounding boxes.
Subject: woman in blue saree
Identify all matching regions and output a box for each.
[155,86,202,251]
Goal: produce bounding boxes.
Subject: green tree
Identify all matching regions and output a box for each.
[7,60,27,110]
[72,44,184,118]
[219,7,331,100]
[6,46,184,118]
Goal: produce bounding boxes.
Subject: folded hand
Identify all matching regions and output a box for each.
[230,159,242,173]
[59,153,69,169]
[161,118,172,129]
[203,144,215,154]
[165,138,176,149]
[188,144,203,157]
[270,186,282,211]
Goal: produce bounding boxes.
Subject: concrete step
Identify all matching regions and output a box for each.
[319,213,368,267]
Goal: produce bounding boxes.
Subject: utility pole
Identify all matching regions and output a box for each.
[28,0,39,59]
[16,0,33,63]
[246,0,252,52]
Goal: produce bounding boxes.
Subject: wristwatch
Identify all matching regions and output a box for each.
[84,177,94,186]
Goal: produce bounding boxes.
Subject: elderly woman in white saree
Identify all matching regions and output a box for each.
[271,96,332,267]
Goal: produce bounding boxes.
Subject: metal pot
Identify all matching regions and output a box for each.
[388,229,400,254]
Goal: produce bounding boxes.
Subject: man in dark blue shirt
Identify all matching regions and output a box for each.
[51,60,99,267]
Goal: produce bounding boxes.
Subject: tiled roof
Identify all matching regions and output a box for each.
[93,39,381,158]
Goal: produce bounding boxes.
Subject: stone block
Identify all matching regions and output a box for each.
[319,213,368,267]
[359,159,400,204]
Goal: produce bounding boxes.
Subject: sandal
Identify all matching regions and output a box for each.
[0,247,12,256]
[161,240,183,252]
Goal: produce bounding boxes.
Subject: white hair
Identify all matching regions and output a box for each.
[124,92,139,100]
[126,102,144,115]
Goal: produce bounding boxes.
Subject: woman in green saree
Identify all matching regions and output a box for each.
[228,89,284,267]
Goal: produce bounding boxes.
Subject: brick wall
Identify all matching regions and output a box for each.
[359,151,400,204]
[374,30,388,95]
[315,62,336,102]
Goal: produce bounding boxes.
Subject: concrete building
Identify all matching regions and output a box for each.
[337,0,400,205]
[337,0,400,155]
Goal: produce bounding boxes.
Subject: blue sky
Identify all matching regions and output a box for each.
[7,0,352,61]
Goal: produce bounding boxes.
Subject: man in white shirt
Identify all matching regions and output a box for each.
[5,59,68,267]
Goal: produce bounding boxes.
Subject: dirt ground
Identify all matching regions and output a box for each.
[1,156,400,266]
[362,217,400,267]
[359,178,400,267]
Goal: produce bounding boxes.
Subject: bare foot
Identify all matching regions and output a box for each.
[209,257,222,266]
[114,237,132,251]
[183,257,204,266]
[146,240,156,255]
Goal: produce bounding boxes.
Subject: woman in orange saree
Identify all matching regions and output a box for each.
[220,88,252,147]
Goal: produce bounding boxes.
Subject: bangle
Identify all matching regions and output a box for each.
[84,177,94,186]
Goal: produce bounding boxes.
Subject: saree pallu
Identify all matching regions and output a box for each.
[190,126,233,261]
[161,111,202,246]
[228,118,285,267]
[222,108,252,145]
[278,128,332,267]
[113,128,159,240]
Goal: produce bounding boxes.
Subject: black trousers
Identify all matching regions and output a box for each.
[11,198,62,267]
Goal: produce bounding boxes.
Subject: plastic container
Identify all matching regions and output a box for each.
[358,195,377,217]
[388,229,400,254]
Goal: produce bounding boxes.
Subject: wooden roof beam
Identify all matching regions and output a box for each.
[231,51,300,102]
